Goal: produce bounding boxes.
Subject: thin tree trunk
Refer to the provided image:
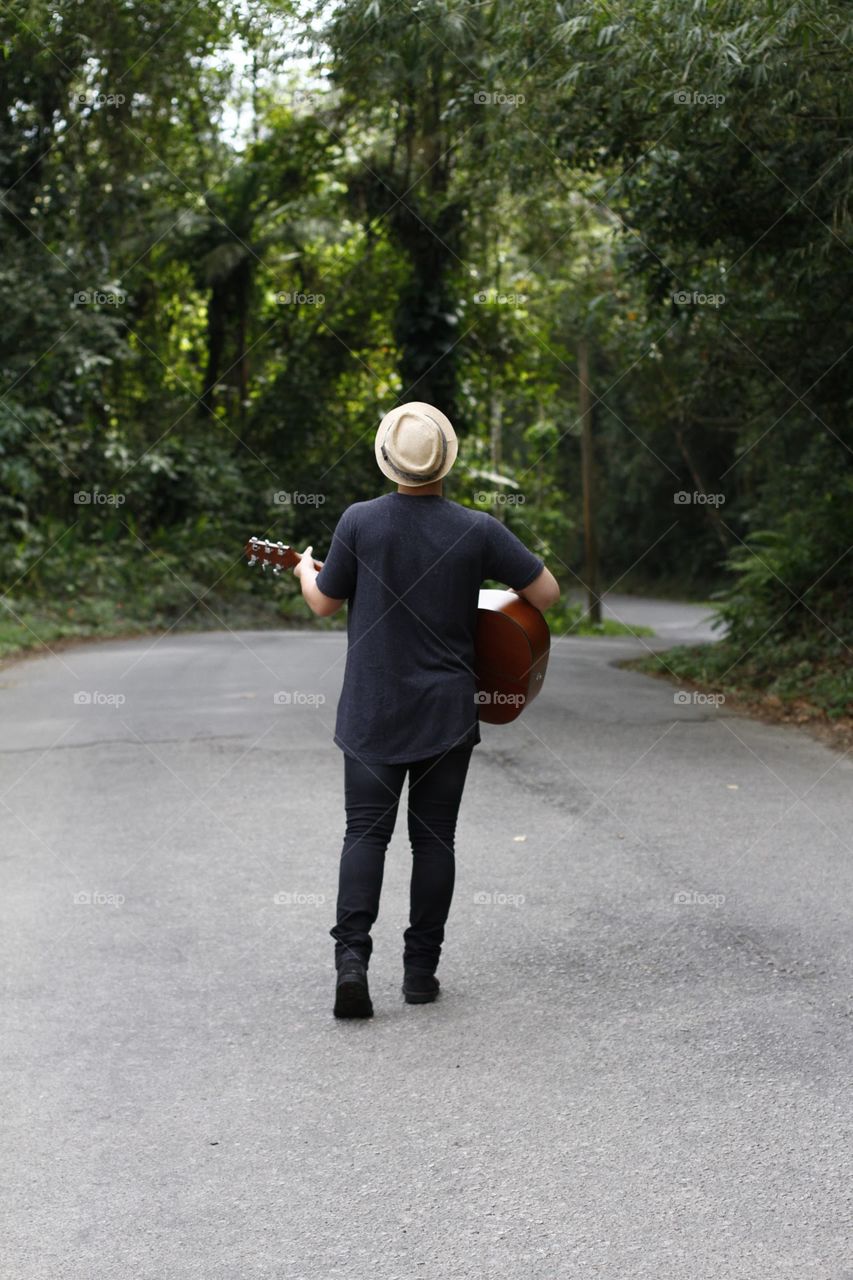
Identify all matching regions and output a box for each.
[490,392,504,522]
[235,261,251,424]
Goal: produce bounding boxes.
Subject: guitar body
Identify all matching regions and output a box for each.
[475,589,550,724]
[245,540,551,726]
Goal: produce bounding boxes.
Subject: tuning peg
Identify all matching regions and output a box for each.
[248,554,257,566]
[273,565,282,575]
[261,561,268,571]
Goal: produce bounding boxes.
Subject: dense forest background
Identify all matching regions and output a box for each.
[0,0,850,719]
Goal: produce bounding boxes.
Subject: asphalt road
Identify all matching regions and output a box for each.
[1,599,851,1279]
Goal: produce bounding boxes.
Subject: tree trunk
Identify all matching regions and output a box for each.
[201,283,227,416]
[673,424,729,553]
[234,260,252,424]
[490,392,505,522]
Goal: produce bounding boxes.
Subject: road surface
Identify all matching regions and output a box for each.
[1,598,850,1279]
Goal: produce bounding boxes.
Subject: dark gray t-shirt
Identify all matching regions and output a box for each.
[315,493,544,764]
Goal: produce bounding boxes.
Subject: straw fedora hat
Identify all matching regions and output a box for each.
[374,402,458,487]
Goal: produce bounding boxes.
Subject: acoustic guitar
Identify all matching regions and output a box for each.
[474,588,550,724]
[245,537,550,725]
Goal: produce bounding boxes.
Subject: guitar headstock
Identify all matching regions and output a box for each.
[245,537,324,575]
[245,537,299,575]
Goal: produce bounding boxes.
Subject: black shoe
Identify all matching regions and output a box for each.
[402,971,440,1005]
[334,961,373,1019]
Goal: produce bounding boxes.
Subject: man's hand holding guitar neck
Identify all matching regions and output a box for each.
[293,545,345,618]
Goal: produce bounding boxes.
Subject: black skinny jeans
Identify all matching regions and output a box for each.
[330,742,474,974]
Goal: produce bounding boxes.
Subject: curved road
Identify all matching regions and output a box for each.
[1,598,851,1279]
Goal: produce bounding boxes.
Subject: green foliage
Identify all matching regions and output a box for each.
[713,470,853,657]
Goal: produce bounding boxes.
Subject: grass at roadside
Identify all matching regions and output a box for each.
[543,599,654,639]
[626,638,853,752]
[0,592,335,664]
[0,591,651,666]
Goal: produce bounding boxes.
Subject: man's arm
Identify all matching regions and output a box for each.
[482,515,559,612]
[514,565,560,612]
[293,545,346,617]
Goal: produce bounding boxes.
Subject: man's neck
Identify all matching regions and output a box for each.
[396,480,444,496]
